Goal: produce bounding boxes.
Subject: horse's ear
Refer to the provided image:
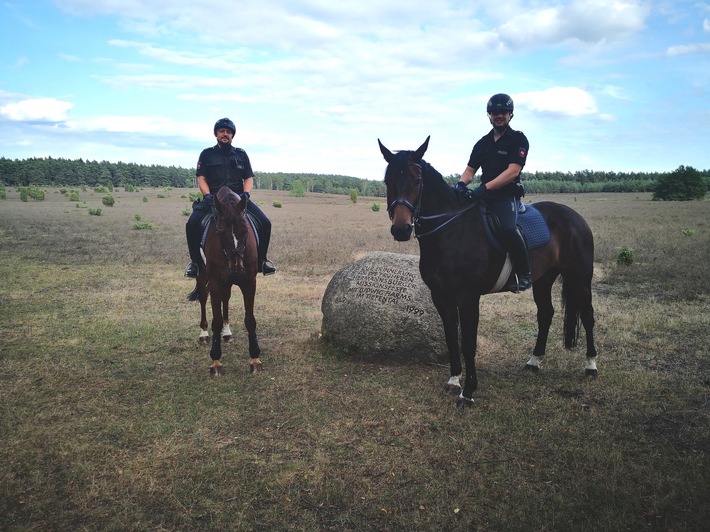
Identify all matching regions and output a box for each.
[378,139,395,163]
[413,136,430,162]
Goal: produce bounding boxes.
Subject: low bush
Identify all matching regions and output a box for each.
[616,246,634,266]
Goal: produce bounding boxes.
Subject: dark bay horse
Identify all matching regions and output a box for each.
[188,186,262,375]
[379,137,597,407]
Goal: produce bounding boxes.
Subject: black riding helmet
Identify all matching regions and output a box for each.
[214,117,236,136]
[487,93,514,114]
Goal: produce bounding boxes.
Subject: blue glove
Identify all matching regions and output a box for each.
[242,191,250,199]
[203,193,213,202]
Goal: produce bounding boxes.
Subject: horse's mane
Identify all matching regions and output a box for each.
[420,158,458,201]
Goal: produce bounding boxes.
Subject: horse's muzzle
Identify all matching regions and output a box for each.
[391,223,413,241]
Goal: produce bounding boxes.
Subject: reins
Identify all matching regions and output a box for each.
[414,201,479,239]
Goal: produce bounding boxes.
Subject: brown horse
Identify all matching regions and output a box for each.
[188,186,262,375]
[379,137,597,408]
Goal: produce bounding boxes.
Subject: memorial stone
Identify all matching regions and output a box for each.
[321,251,447,363]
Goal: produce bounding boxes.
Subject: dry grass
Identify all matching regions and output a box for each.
[1,187,709,531]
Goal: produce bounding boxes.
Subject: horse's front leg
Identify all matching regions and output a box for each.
[221,287,233,342]
[239,279,262,373]
[457,296,480,408]
[209,283,225,375]
[431,291,462,395]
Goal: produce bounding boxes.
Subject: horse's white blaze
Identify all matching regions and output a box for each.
[447,375,462,389]
[526,355,543,368]
[199,329,209,338]
[222,323,233,337]
[585,357,597,371]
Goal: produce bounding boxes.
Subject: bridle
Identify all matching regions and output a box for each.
[387,162,423,221]
[387,162,479,239]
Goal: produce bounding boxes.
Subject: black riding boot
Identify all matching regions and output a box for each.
[185,220,203,278]
[506,229,532,293]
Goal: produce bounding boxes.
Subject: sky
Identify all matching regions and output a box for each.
[0,0,708,180]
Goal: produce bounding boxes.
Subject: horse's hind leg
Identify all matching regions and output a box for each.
[578,278,597,376]
[527,270,558,372]
[198,276,210,344]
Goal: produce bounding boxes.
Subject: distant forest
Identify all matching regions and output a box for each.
[1,156,708,196]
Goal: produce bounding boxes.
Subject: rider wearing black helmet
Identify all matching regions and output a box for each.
[454,93,531,292]
[184,117,276,278]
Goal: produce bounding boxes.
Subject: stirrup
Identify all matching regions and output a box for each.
[508,273,532,293]
[262,260,276,276]
[184,262,199,278]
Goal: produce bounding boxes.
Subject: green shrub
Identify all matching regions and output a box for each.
[273,201,282,208]
[69,191,80,202]
[133,222,154,230]
[371,202,381,212]
[182,207,191,216]
[142,196,148,203]
[682,229,695,237]
[616,246,634,266]
[188,192,202,202]
[350,189,358,204]
[125,184,136,192]
[89,208,102,216]
[290,180,306,197]
[20,190,28,202]
[102,195,115,207]
[93,186,107,193]
[0,183,5,199]
[134,213,142,221]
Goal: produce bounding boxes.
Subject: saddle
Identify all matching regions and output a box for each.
[480,202,550,293]
[198,201,261,256]
[481,202,550,254]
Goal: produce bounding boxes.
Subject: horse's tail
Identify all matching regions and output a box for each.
[187,282,200,301]
[561,277,581,349]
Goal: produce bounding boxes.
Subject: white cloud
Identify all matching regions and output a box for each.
[666,42,710,56]
[0,98,74,122]
[516,87,598,117]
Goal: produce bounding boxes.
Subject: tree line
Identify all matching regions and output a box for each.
[1,156,707,198]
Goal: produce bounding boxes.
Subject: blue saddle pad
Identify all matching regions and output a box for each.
[518,204,550,250]
[482,203,550,252]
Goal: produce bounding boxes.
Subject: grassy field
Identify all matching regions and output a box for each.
[1,186,709,531]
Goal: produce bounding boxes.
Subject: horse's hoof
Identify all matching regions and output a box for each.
[524,363,540,373]
[585,368,598,378]
[222,335,233,343]
[199,336,210,345]
[443,383,462,395]
[455,395,474,409]
[250,362,263,374]
[209,365,225,376]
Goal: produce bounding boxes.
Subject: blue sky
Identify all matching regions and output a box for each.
[1,0,708,179]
